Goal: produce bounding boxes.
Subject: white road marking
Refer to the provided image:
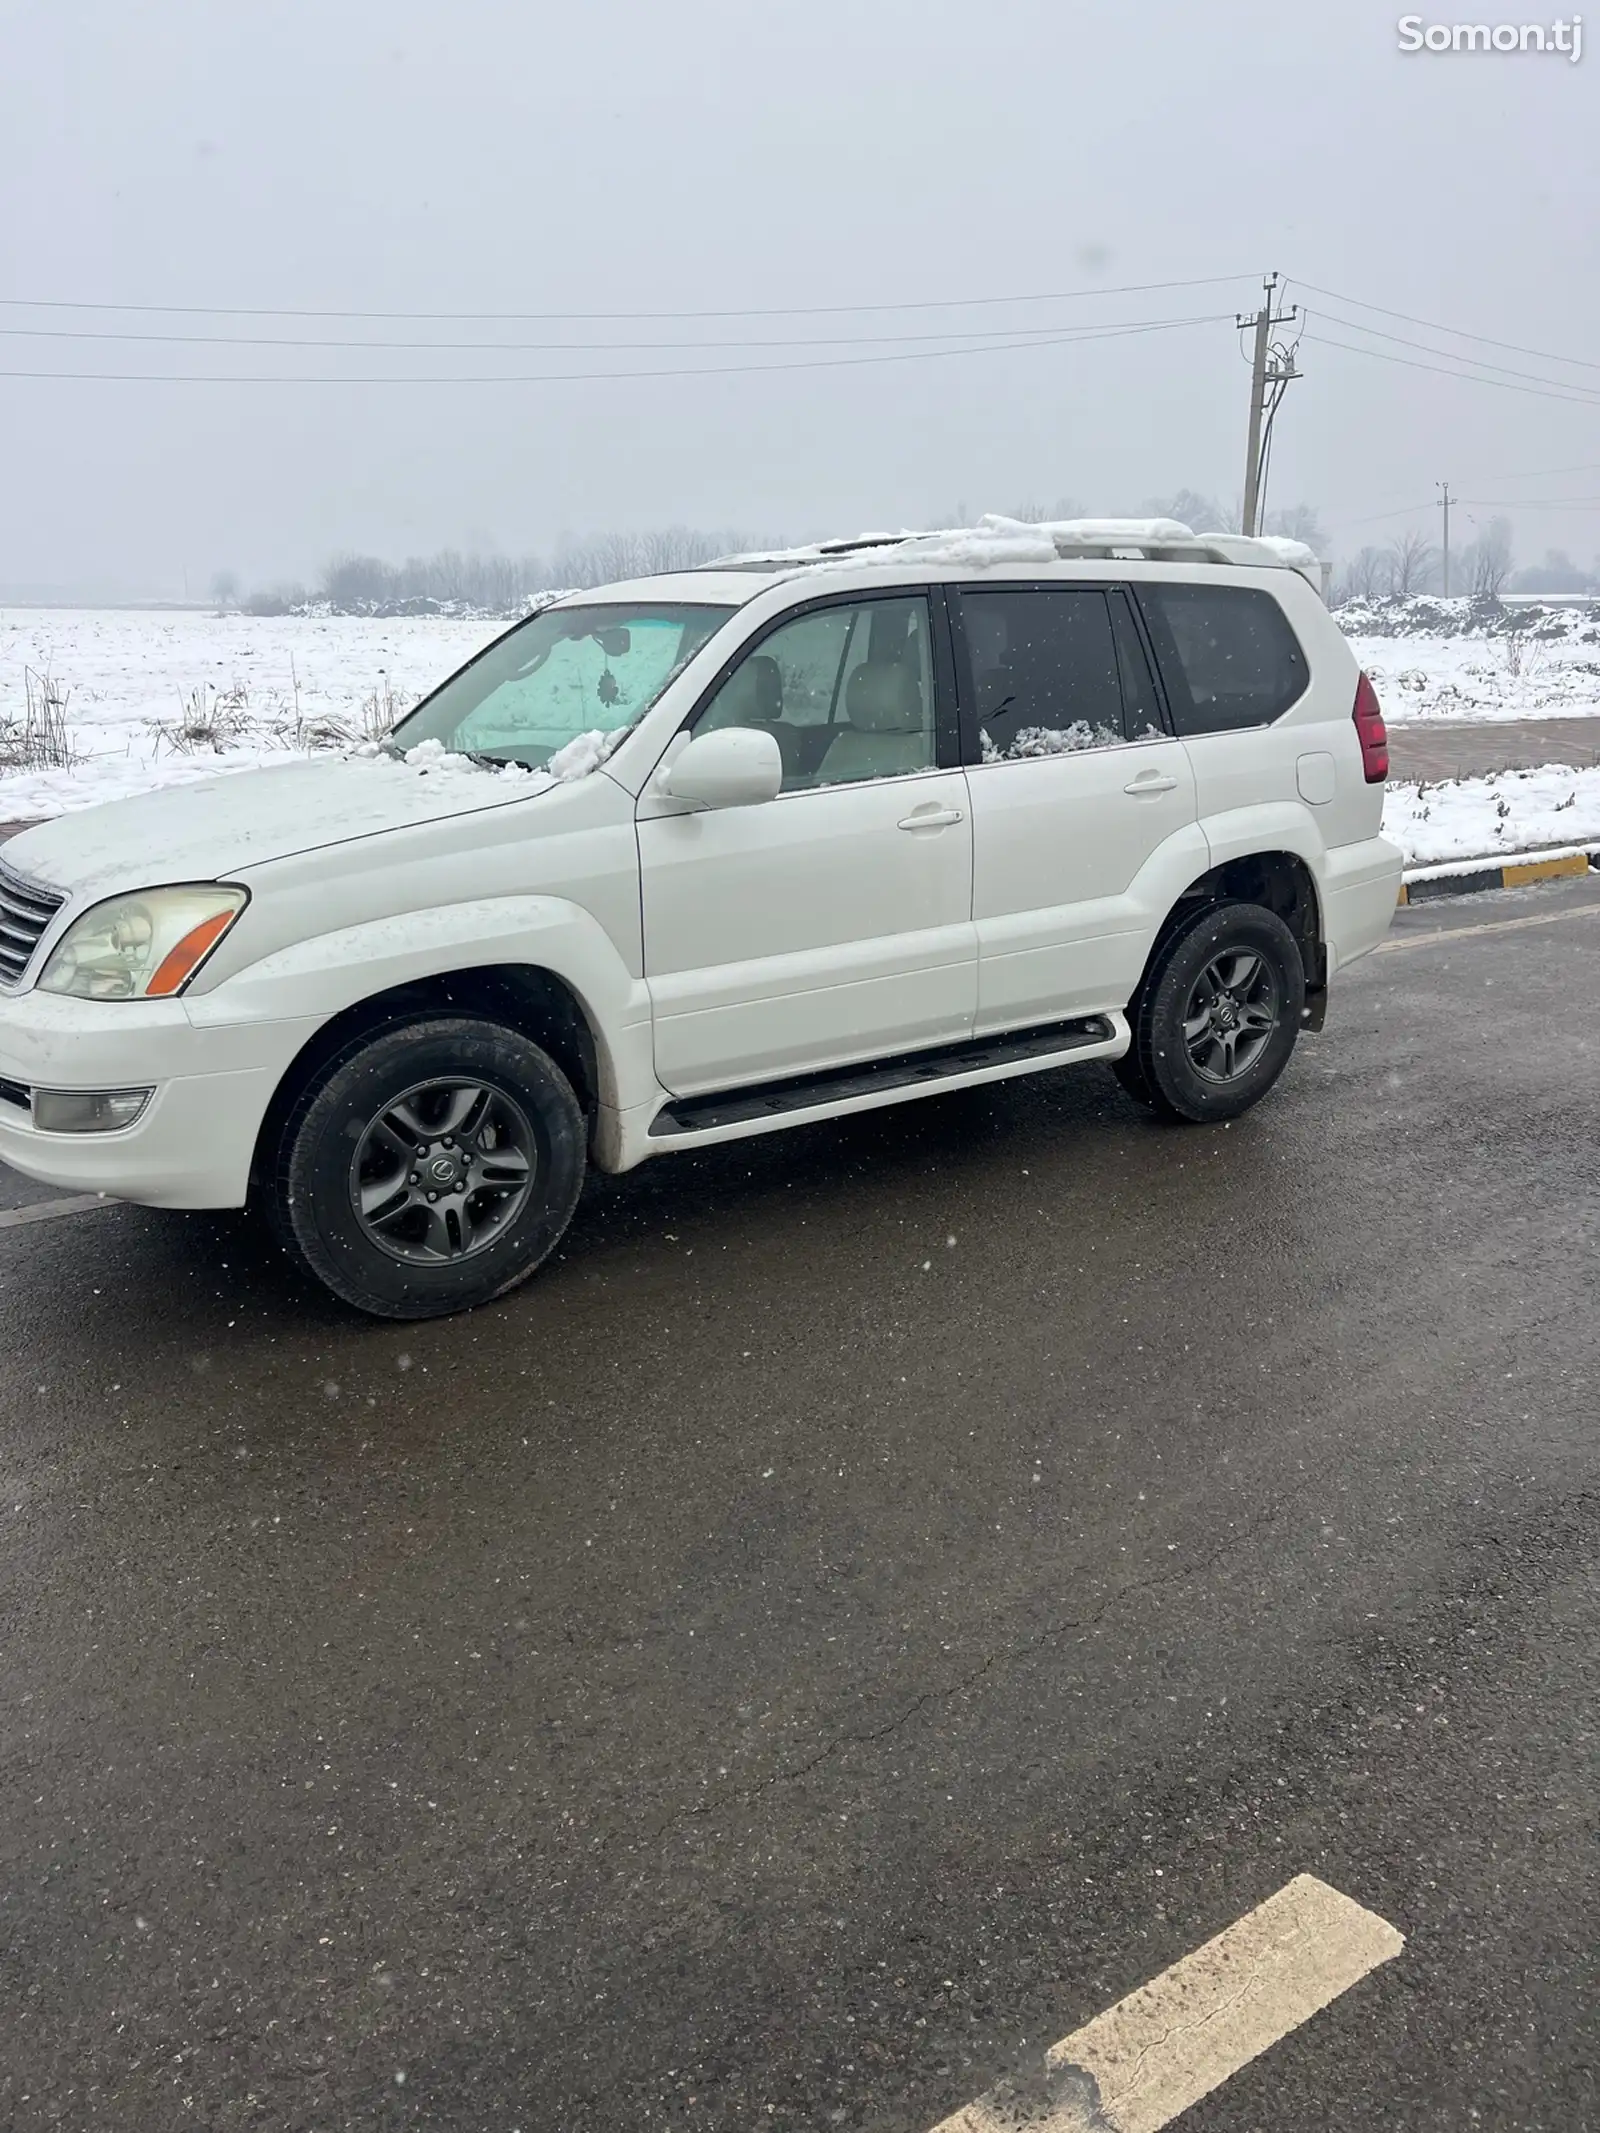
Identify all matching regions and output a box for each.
[1379,900,1600,953]
[0,1193,115,1231]
[929,1874,1403,2133]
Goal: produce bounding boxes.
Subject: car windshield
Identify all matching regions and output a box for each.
[390,601,734,770]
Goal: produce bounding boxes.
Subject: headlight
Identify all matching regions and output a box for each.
[38,885,248,1001]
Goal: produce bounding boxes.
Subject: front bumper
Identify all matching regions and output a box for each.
[0,987,322,1209]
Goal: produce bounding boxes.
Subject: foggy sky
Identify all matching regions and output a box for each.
[0,0,1595,597]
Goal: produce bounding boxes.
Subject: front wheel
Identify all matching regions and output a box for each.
[272,1016,586,1319]
[1132,902,1305,1124]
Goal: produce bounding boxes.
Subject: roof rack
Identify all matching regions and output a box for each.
[705,517,1324,589]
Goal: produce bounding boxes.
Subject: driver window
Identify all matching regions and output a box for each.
[695,596,936,792]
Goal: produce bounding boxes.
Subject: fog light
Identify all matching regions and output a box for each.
[32,1087,153,1134]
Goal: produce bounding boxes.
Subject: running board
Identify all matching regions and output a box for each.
[650,1015,1117,1137]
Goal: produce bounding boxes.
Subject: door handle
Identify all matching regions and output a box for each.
[898,806,965,830]
[1123,773,1179,796]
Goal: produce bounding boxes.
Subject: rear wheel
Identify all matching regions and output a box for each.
[272,1016,586,1318]
[1132,902,1305,1124]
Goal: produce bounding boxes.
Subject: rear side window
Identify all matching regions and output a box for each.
[958,587,1128,760]
[1137,583,1309,734]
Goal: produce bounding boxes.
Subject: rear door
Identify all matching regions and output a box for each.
[1133,578,1318,831]
[952,582,1206,1031]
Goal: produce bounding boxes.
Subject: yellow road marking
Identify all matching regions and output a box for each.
[929,1874,1402,2133]
[1377,900,1600,953]
[0,1193,115,1231]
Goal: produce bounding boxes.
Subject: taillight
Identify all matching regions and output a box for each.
[1353,670,1388,783]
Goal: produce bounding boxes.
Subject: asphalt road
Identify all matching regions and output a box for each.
[2,878,1597,2132]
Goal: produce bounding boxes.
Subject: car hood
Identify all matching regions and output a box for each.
[4,750,560,902]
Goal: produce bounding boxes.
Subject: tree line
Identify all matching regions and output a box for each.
[214,499,1594,618]
[231,527,781,617]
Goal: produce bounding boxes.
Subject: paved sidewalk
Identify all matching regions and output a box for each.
[3,717,1598,848]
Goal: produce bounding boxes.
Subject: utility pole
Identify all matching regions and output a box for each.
[1438,481,1452,596]
[1238,273,1301,535]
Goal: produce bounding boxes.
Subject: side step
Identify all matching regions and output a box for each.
[650,1015,1116,1137]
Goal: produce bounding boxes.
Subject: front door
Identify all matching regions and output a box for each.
[953,583,1207,1030]
[638,591,977,1097]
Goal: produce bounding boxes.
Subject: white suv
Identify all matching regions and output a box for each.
[0,518,1400,1318]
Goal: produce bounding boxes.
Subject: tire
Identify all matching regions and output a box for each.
[271,1016,586,1319]
[1132,901,1305,1124]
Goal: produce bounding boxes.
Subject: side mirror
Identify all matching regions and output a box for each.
[661,726,782,809]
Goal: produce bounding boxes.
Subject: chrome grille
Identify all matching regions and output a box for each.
[0,859,65,987]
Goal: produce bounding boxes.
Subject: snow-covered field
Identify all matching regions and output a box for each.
[1342,625,1600,724]
[5,603,1600,868]
[0,607,499,822]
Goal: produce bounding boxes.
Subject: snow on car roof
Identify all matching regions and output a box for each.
[701,515,1322,579]
[545,571,766,607]
[551,522,1326,608]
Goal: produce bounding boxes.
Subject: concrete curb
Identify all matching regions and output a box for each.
[1399,844,1600,905]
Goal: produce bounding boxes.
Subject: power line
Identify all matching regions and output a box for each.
[0,311,1228,387]
[1294,279,1600,376]
[1331,493,1600,531]
[1301,304,1600,399]
[0,271,1255,327]
[0,310,1235,357]
[1457,496,1600,508]
[1474,459,1600,483]
[1328,501,1437,529]
[1300,332,1600,408]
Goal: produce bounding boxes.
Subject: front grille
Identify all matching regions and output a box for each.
[0,860,65,986]
[0,1075,30,1111]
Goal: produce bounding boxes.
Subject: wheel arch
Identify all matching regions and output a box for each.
[248,962,610,1197]
[1133,849,1327,1020]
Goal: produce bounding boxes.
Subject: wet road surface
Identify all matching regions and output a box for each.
[2,877,1597,2131]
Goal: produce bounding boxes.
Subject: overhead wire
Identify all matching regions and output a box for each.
[1299,332,1600,408]
[0,309,1233,387]
[0,271,1256,327]
[1293,279,1600,376]
[0,310,1236,357]
[1295,305,1600,400]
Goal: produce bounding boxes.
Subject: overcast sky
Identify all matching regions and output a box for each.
[0,0,1594,596]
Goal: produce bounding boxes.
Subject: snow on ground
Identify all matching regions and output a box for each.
[1384,762,1600,869]
[5,605,1600,867]
[1342,626,1600,723]
[0,607,500,818]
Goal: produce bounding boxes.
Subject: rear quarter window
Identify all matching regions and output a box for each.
[1138,583,1309,735]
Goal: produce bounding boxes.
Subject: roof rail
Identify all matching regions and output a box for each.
[707,516,1323,588]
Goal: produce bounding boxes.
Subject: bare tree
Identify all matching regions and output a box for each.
[1265,503,1326,551]
[1008,495,1086,525]
[209,569,240,608]
[1386,528,1436,597]
[1468,516,1515,598]
[272,528,791,614]
[1347,545,1388,600]
[1329,546,1386,604]
[1145,489,1224,532]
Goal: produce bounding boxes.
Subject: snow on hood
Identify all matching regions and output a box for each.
[2,741,592,901]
